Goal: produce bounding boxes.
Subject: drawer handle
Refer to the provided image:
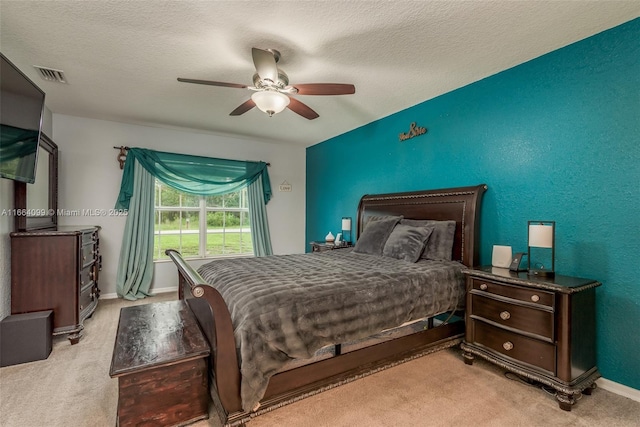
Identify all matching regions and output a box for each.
[480,283,488,291]
[531,294,540,302]
[500,311,511,320]
[503,341,514,351]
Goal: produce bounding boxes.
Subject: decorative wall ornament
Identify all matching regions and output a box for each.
[399,122,427,142]
[114,146,130,169]
[279,181,292,192]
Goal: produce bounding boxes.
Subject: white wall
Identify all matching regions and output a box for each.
[0,107,53,320]
[52,114,306,297]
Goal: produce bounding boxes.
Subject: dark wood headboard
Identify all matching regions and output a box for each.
[356,184,487,267]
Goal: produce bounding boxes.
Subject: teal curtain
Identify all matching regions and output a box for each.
[115,148,271,210]
[247,175,273,256]
[115,148,273,300]
[116,160,155,300]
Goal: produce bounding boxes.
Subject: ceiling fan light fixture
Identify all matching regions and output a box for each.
[251,91,290,117]
[178,47,355,120]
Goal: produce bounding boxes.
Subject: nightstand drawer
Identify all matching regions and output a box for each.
[472,279,554,308]
[474,321,555,374]
[470,294,554,340]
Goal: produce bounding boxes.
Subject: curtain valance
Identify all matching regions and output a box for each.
[115,148,271,210]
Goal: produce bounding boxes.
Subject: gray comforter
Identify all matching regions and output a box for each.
[197,248,465,411]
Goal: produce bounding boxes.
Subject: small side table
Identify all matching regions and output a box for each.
[461,266,601,411]
[310,241,353,252]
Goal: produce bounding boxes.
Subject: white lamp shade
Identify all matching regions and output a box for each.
[529,224,554,248]
[342,218,352,231]
[251,91,290,115]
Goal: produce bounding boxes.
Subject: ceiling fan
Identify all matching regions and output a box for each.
[177,48,356,120]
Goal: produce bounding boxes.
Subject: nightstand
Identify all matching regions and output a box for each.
[310,241,353,252]
[461,266,601,411]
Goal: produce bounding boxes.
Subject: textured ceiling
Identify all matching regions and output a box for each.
[1,1,638,147]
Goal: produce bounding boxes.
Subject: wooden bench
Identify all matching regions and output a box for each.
[109,300,210,426]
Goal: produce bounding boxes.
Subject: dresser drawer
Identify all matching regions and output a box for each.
[471,294,554,340]
[82,230,98,245]
[473,321,556,374]
[79,283,97,313]
[80,266,95,289]
[81,242,96,267]
[472,279,554,308]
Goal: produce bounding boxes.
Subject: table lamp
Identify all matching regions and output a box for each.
[527,221,555,277]
[342,217,352,244]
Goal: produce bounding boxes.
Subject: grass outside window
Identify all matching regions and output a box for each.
[154,180,253,260]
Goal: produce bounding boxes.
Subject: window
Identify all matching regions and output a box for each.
[153,179,253,260]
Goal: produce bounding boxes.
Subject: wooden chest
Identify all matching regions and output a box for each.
[109,300,211,426]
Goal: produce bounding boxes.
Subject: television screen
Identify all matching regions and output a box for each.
[0,52,45,184]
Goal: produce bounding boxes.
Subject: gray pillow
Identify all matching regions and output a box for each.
[382,224,434,262]
[400,219,456,261]
[353,216,402,256]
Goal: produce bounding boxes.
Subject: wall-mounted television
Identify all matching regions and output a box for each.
[0,52,46,184]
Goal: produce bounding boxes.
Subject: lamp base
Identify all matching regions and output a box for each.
[528,269,555,278]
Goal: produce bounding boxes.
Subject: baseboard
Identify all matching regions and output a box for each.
[597,378,640,402]
[100,286,178,300]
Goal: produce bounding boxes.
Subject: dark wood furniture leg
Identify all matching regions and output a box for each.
[462,351,474,365]
[556,392,578,411]
[67,331,82,345]
[582,383,597,395]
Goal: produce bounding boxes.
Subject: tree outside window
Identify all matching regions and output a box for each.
[154,180,253,260]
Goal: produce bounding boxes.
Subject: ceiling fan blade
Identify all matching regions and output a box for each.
[229,99,256,116]
[251,48,278,83]
[294,83,356,95]
[177,78,247,89]
[287,97,319,120]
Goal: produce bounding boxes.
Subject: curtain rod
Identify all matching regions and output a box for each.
[112,146,270,170]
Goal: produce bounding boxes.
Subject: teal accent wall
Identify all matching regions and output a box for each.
[306,19,640,389]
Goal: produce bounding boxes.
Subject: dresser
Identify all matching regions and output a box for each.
[461,266,601,411]
[11,226,102,344]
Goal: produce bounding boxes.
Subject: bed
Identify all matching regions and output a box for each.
[166,184,487,426]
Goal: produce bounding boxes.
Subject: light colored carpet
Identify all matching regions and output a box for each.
[1,293,639,427]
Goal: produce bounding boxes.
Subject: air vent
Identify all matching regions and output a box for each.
[33,66,67,83]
